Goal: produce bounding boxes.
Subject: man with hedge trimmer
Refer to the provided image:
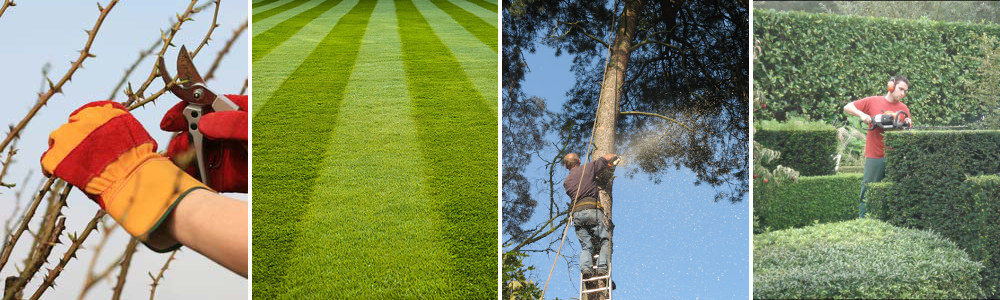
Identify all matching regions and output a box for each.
[843,75,913,218]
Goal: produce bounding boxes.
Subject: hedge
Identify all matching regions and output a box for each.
[754,9,1000,125]
[755,119,837,176]
[754,173,861,232]
[866,130,1000,295]
[754,219,983,299]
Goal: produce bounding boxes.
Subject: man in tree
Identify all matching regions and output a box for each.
[563,152,618,277]
[843,75,913,218]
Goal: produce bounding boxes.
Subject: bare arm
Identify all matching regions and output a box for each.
[160,189,248,277]
[844,102,872,124]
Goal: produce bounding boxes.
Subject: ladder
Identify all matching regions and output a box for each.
[579,254,612,300]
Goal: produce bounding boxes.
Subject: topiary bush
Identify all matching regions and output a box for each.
[865,130,1000,295]
[754,9,1000,125]
[754,173,861,231]
[754,219,983,299]
[755,119,837,176]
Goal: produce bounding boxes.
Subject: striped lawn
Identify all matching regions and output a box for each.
[277,1,455,297]
[252,0,327,35]
[252,0,376,298]
[253,0,283,9]
[451,0,498,25]
[253,0,311,22]
[252,0,288,14]
[252,0,497,297]
[396,0,497,297]
[466,0,498,13]
[411,0,497,112]
[253,0,344,62]
[428,0,496,52]
[251,0,359,114]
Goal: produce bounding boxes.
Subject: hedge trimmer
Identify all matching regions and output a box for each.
[860,111,969,131]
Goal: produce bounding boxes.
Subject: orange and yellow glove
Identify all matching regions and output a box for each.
[41,101,210,252]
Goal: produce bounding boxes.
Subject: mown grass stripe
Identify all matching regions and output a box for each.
[253,0,326,36]
[253,0,343,62]
[413,0,497,112]
[252,0,282,8]
[251,0,359,114]
[277,1,455,297]
[466,0,497,13]
[427,0,496,52]
[397,0,498,297]
[253,0,310,23]
[252,0,291,14]
[449,0,497,26]
[251,0,376,298]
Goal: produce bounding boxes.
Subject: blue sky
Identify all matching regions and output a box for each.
[0,1,247,299]
[509,45,749,299]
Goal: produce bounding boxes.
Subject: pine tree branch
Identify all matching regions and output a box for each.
[619,110,694,131]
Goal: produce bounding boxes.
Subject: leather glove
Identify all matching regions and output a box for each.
[41,101,209,252]
[160,94,247,193]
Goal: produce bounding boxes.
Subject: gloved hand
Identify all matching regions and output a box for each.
[160,94,247,193]
[41,101,209,252]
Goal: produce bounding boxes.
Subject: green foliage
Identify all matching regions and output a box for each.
[502,251,544,300]
[963,32,1000,129]
[754,173,861,231]
[754,219,984,299]
[865,130,1000,295]
[754,9,1000,125]
[755,119,837,175]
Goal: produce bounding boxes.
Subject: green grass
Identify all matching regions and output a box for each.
[253,0,312,23]
[412,0,497,112]
[253,0,344,62]
[396,0,497,297]
[466,0,498,13]
[276,1,455,297]
[252,0,376,298]
[251,0,359,114]
[427,0,497,52]
[253,0,325,34]
[253,0,283,8]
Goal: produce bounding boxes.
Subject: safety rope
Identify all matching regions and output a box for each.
[539,2,622,297]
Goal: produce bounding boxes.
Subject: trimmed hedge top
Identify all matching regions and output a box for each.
[754,219,983,299]
[754,9,1000,125]
[755,120,837,176]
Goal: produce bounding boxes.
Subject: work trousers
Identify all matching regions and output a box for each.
[573,208,610,273]
[858,157,887,218]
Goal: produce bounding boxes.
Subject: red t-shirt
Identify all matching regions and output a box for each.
[853,96,911,159]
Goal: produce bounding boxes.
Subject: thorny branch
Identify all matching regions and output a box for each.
[205,19,248,82]
[0,0,120,160]
[0,0,15,21]
[0,178,54,273]
[111,239,140,300]
[28,211,106,300]
[0,139,19,188]
[125,0,200,107]
[240,78,248,95]
[148,250,178,300]
[191,0,221,58]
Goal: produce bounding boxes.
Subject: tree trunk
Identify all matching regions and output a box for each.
[589,0,642,299]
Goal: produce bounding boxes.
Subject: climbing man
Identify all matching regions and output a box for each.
[562,152,618,278]
[843,75,912,218]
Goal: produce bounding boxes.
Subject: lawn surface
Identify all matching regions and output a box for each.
[252,0,497,298]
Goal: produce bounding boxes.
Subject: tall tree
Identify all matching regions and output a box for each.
[503,0,748,296]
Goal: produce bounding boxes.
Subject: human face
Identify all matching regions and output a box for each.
[890,82,908,102]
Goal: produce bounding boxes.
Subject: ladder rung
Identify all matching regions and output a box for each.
[582,275,611,282]
[581,286,611,294]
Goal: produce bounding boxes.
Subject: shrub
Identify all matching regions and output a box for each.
[754,9,1000,125]
[866,130,1000,295]
[755,119,837,176]
[754,219,983,299]
[754,173,860,231]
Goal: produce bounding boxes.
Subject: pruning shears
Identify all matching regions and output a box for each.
[157,45,240,184]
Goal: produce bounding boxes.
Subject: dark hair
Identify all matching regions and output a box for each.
[890,75,910,89]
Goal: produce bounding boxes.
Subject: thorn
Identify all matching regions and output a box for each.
[175,13,182,22]
[97,2,103,11]
[84,29,92,36]
[87,53,96,58]
[147,272,155,280]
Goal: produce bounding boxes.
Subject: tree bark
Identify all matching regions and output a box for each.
[589,0,643,299]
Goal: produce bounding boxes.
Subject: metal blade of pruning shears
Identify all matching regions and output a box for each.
[158,45,240,184]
